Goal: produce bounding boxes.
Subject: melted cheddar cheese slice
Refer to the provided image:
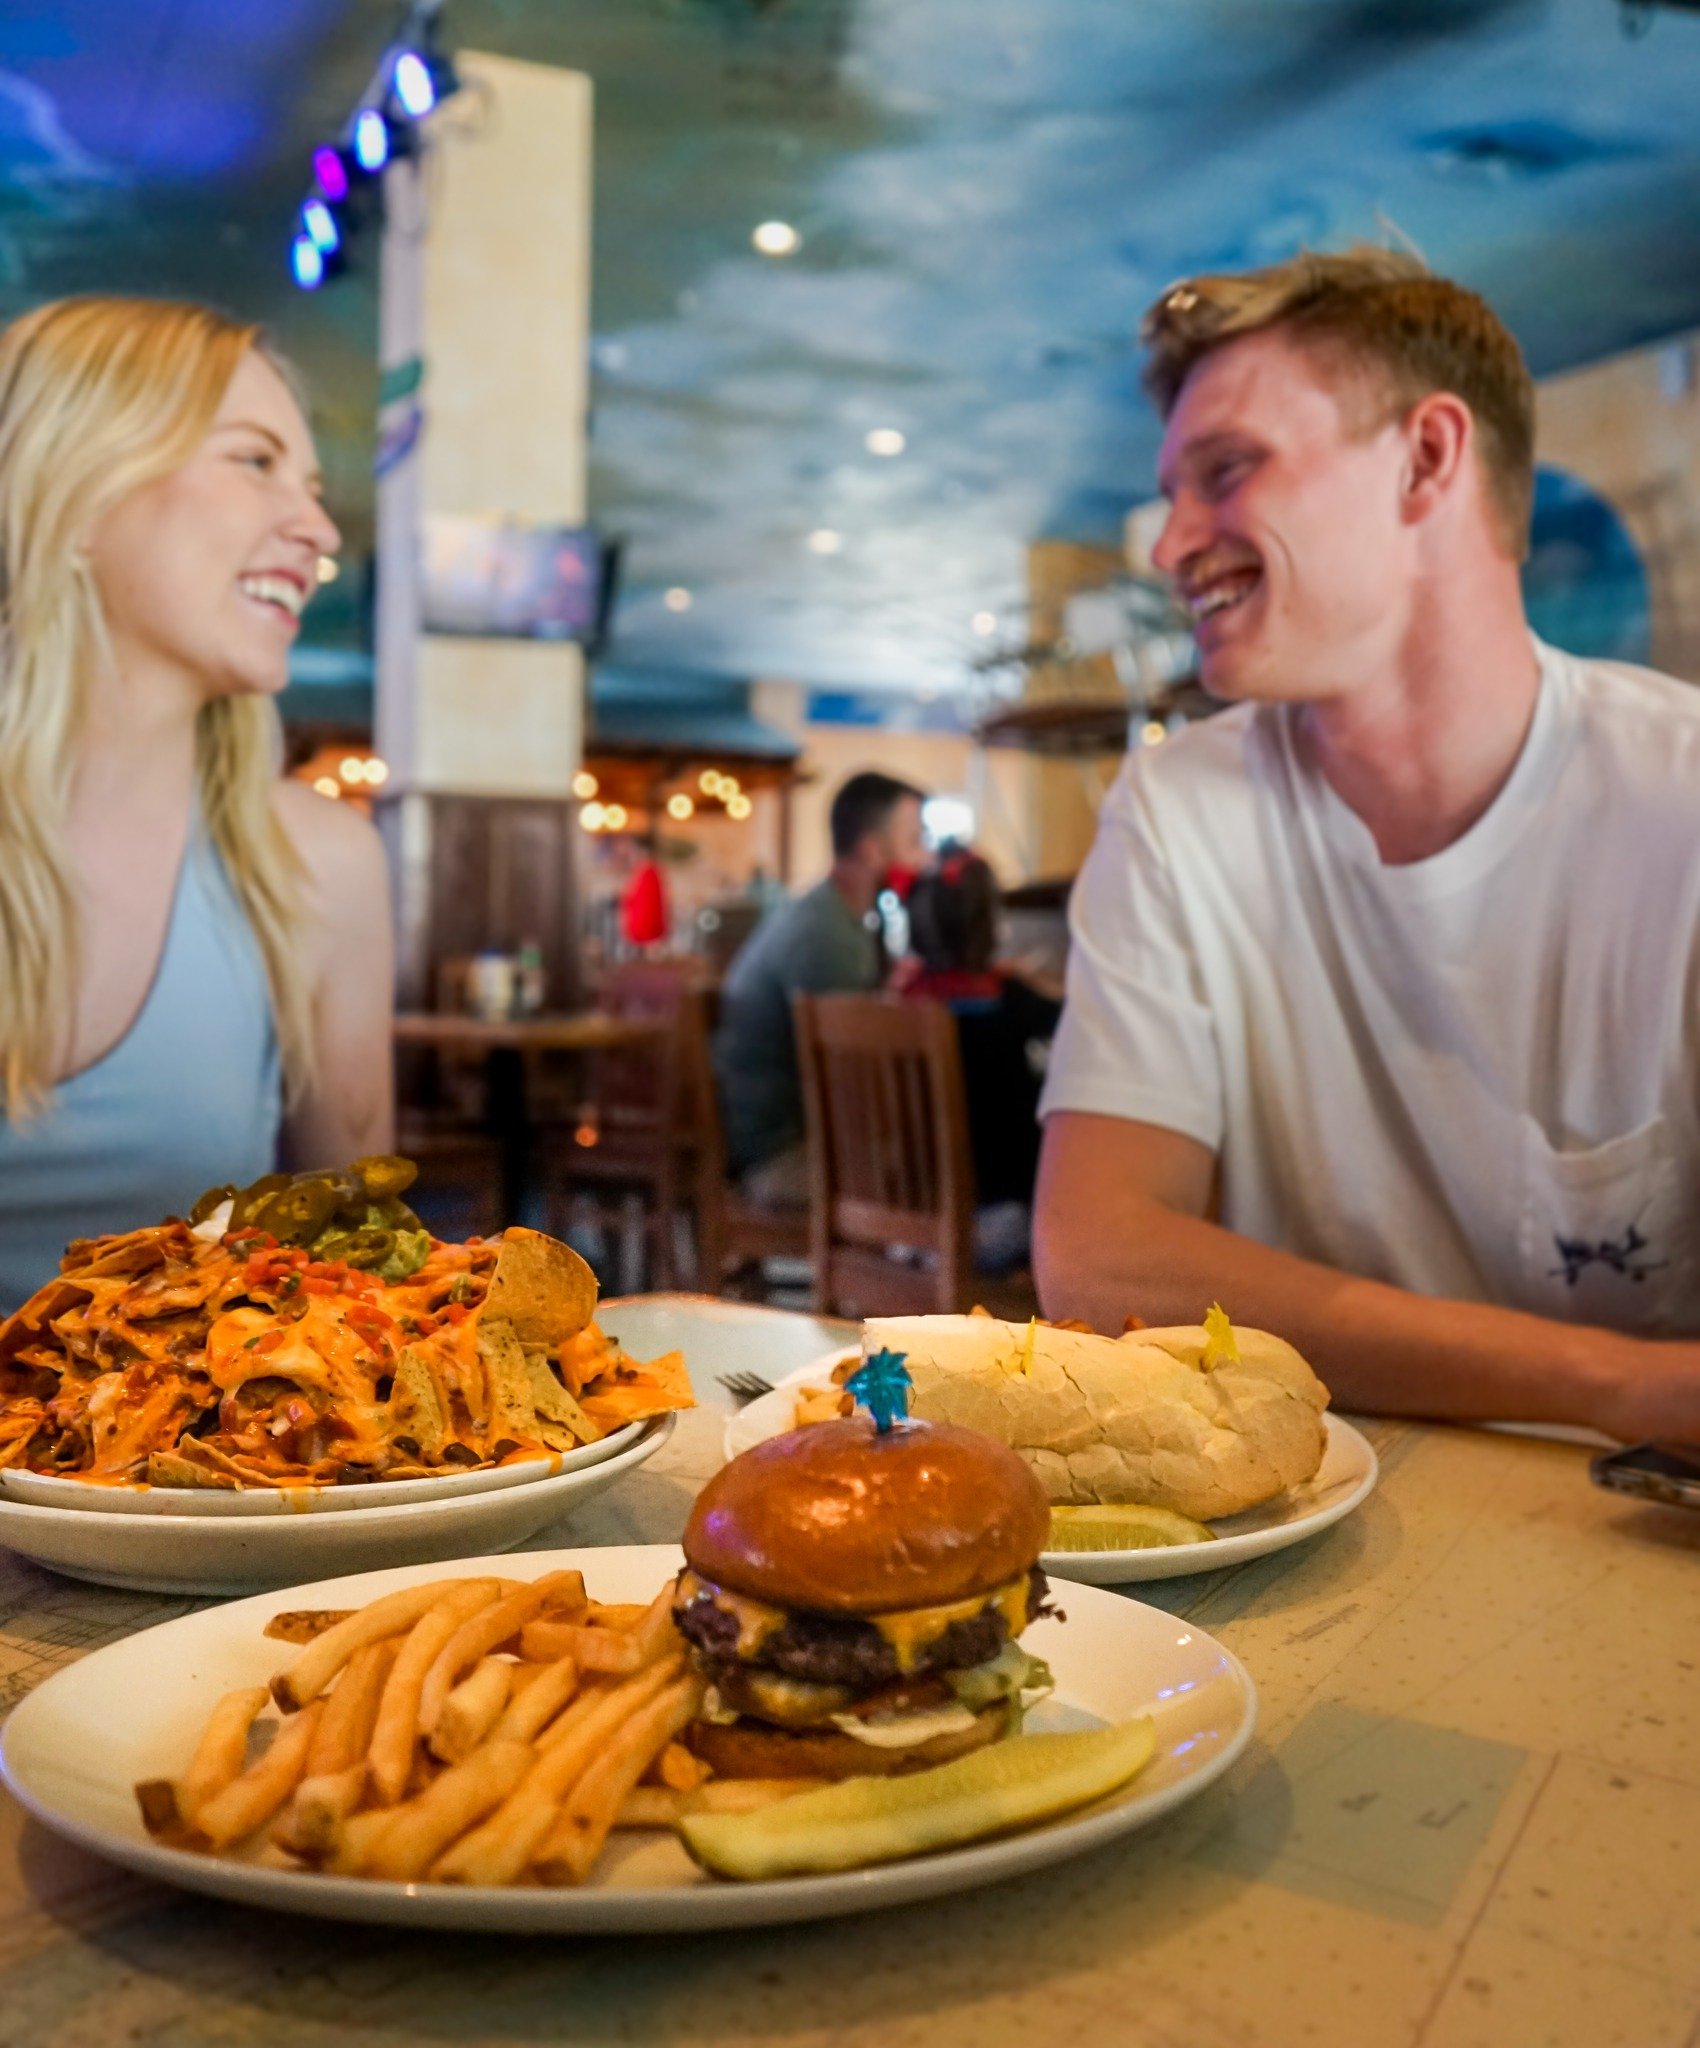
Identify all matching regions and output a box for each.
[675,1568,1032,1674]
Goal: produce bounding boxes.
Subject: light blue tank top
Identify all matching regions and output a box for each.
[0,827,282,1313]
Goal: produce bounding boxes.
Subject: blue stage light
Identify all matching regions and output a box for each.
[291,236,325,290]
[393,51,436,118]
[302,201,340,254]
[312,145,349,202]
[353,108,389,173]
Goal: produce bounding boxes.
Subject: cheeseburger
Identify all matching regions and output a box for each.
[674,1414,1057,1779]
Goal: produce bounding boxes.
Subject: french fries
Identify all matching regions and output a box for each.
[133,1565,737,1890]
[432,1659,686,1885]
[418,1571,585,1737]
[264,1610,355,1645]
[651,1740,712,1792]
[519,1584,678,1676]
[177,1686,271,1828]
[531,1674,701,1885]
[366,1580,508,1803]
[519,1618,644,1673]
[196,1698,325,1850]
[274,1580,495,1712]
[429,1657,514,1764]
[276,1639,395,1855]
[619,1779,825,1829]
[490,1654,580,1743]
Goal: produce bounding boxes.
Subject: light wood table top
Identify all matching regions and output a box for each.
[0,1298,1695,2048]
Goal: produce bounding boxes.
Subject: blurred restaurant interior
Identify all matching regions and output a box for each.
[8,3,1700,2036]
[6,0,1700,1313]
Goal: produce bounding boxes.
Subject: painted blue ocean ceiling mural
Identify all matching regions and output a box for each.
[6,0,1700,693]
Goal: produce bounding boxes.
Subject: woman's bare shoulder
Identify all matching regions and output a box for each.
[273,778,387,896]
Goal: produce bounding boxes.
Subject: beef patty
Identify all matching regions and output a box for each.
[675,1564,1053,1692]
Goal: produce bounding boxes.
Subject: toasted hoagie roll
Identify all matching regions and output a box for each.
[862,1311,1328,1520]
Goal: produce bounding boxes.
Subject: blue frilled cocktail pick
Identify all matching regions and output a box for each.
[846,1348,912,1434]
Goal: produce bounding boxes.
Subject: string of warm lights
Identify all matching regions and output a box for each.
[310,754,391,800]
[571,766,758,832]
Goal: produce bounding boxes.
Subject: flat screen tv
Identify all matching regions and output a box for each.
[421,515,621,649]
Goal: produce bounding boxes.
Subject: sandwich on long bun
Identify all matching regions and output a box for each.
[864,1307,1329,1520]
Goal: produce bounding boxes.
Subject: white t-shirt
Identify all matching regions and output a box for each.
[1040,640,1700,1335]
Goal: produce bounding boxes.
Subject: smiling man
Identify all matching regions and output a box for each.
[1035,248,1700,1441]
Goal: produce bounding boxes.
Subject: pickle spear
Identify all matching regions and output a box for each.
[680,1717,1156,1881]
[1047,1504,1216,1551]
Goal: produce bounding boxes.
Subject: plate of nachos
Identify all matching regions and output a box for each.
[0,1158,694,1519]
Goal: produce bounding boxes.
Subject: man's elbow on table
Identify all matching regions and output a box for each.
[1033,1111,1218,1331]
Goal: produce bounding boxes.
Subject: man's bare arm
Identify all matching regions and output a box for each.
[1034,1111,1700,1441]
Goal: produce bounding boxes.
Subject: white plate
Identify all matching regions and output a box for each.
[596,1295,854,1394]
[727,1357,1378,1584]
[0,1543,1256,1934]
[0,1417,672,1594]
[0,1422,646,1517]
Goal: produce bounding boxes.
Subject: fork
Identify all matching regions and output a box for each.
[718,1370,775,1403]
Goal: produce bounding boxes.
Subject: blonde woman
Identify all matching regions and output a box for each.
[0,296,394,1311]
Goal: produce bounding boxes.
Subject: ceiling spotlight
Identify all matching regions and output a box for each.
[726,793,753,821]
[663,586,693,612]
[972,611,997,636]
[312,146,350,202]
[393,51,437,118]
[291,236,326,291]
[313,776,341,799]
[1142,721,1167,747]
[316,555,339,584]
[752,220,800,257]
[807,529,843,556]
[865,428,906,457]
[301,200,340,254]
[666,793,694,821]
[720,774,741,796]
[699,769,723,795]
[573,769,599,800]
[579,801,606,831]
[364,757,390,787]
[353,108,390,173]
[603,802,629,831]
[339,756,366,782]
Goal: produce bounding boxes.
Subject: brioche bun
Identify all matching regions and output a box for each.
[683,1414,1050,1615]
[686,1705,1006,1782]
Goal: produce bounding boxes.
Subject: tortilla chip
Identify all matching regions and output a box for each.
[146,1446,246,1490]
[522,1348,601,1445]
[0,1280,91,1368]
[0,1408,45,1467]
[475,1318,541,1444]
[579,1346,694,1430]
[388,1346,451,1457]
[62,1229,171,1280]
[147,1439,301,1489]
[555,1322,617,1398]
[481,1228,597,1351]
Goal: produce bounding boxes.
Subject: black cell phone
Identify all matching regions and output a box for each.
[1589,1441,1700,1510]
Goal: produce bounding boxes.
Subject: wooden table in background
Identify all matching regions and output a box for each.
[0,1298,1696,2048]
[393,1010,668,1219]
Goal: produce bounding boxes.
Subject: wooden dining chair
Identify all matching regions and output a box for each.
[541,961,693,1288]
[792,992,977,1318]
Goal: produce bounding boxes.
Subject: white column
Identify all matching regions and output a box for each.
[374,49,595,800]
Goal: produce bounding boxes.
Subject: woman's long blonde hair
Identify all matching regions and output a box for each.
[0,295,315,1118]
